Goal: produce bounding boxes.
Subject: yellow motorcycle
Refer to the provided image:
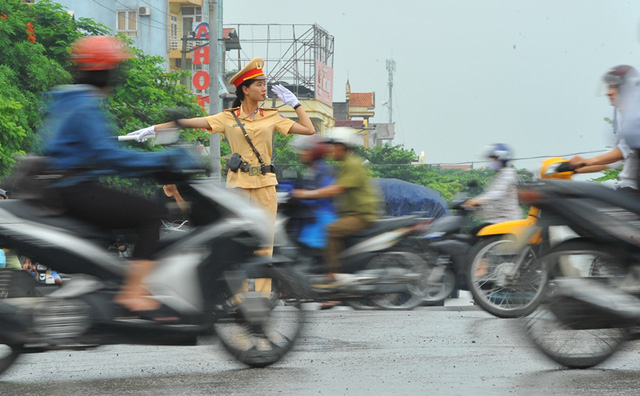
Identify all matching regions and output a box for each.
[466,158,574,318]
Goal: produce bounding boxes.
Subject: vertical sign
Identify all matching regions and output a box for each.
[315,60,334,106]
[193,22,210,110]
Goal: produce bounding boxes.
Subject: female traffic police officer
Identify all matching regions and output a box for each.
[140,57,315,292]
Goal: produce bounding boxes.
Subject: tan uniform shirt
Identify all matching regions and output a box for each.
[206,107,295,189]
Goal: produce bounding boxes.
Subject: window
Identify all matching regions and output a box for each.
[170,15,178,50]
[181,6,203,37]
[117,9,137,37]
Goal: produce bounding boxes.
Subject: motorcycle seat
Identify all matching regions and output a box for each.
[546,180,640,214]
[350,215,418,238]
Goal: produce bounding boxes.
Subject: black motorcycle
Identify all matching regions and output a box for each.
[520,179,640,368]
[276,195,430,310]
[409,196,476,306]
[0,169,307,376]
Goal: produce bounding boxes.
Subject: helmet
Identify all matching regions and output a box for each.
[327,127,359,148]
[482,143,513,162]
[602,65,638,86]
[0,189,7,199]
[540,157,573,180]
[289,135,330,160]
[70,36,131,71]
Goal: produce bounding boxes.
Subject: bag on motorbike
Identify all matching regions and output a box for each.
[6,156,66,216]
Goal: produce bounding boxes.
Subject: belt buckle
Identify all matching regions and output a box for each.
[249,166,261,176]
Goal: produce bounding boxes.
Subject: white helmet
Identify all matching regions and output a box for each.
[482,143,513,162]
[328,127,358,148]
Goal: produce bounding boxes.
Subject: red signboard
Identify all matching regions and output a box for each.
[315,60,333,106]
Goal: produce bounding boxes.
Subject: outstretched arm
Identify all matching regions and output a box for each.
[292,184,346,199]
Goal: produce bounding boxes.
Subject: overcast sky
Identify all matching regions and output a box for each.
[223,0,640,172]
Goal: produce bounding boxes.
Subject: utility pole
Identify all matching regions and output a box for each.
[386,59,396,124]
[208,0,221,183]
[180,34,188,86]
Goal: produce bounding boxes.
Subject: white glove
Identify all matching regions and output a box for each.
[127,126,156,142]
[271,84,300,108]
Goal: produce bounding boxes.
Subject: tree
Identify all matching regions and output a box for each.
[0,1,212,197]
[0,0,108,176]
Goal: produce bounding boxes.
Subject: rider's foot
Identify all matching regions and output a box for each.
[114,291,161,312]
[311,273,376,289]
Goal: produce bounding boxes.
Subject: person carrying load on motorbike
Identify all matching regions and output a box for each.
[42,36,199,312]
[287,134,337,248]
[462,144,521,223]
[570,65,640,193]
[291,127,381,286]
[141,57,315,294]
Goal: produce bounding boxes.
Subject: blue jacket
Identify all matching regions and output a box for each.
[43,85,183,186]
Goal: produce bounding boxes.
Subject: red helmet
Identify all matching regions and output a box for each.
[70,36,131,71]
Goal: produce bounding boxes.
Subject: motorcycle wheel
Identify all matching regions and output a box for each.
[369,250,429,310]
[525,241,628,368]
[526,300,627,369]
[420,260,456,307]
[214,268,305,368]
[0,269,31,375]
[468,237,547,318]
[0,343,21,376]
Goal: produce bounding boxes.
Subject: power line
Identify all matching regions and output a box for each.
[113,0,169,29]
[329,149,609,167]
[91,0,169,33]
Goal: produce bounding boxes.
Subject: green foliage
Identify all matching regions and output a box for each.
[0,0,107,177]
[108,44,207,140]
[355,143,500,201]
[271,140,529,202]
[590,116,620,183]
[590,166,622,183]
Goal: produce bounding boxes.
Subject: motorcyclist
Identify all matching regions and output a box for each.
[291,127,381,286]
[287,134,337,248]
[570,65,640,192]
[42,36,199,312]
[462,144,521,223]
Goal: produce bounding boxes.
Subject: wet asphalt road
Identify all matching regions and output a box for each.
[3,300,640,396]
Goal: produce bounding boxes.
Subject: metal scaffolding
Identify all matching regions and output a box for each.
[223,23,334,99]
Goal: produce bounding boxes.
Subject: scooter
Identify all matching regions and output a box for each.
[0,160,307,377]
[464,158,575,318]
[519,177,640,368]
[276,195,431,310]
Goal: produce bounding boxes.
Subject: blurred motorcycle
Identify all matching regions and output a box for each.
[276,195,431,310]
[465,158,575,318]
[0,136,306,376]
[520,177,637,368]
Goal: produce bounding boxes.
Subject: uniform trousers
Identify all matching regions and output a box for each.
[234,185,277,293]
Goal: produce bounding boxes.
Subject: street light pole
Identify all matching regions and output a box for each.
[208,0,221,183]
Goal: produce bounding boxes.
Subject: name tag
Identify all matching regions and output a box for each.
[232,123,245,128]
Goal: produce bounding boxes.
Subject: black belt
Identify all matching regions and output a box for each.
[239,164,275,175]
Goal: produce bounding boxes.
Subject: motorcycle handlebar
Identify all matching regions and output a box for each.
[555,162,575,173]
